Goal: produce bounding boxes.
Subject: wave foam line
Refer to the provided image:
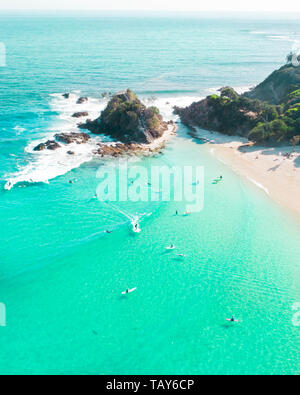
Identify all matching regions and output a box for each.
[247,177,270,195]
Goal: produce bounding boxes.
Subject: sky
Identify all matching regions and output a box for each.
[1,0,300,13]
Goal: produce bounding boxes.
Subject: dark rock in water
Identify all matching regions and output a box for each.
[79,89,168,144]
[244,64,300,105]
[54,132,91,145]
[77,97,88,104]
[33,143,46,151]
[45,140,61,151]
[33,133,90,152]
[34,140,61,151]
[72,112,89,118]
[94,143,145,158]
[62,93,70,99]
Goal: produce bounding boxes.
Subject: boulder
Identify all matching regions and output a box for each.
[72,112,89,118]
[77,97,88,104]
[45,140,61,151]
[33,143,46,151]
[54,132,91,145]
[34,140,61,151]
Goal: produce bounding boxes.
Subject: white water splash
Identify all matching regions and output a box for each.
[5,92,108,190]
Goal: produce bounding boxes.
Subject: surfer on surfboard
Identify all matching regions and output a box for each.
[226,316,239,323]
[122,287,137,295]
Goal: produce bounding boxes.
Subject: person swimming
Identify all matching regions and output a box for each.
[166,244,175,250]
[105,230,113,234]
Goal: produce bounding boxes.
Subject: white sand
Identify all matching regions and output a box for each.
[194,128,300,218]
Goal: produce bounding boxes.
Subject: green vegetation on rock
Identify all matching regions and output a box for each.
[80,89,168,144]
[174,62,300,145]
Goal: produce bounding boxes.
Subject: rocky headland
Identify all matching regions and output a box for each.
[174,63,300,146]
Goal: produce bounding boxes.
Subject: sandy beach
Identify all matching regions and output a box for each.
[193,128,300,219]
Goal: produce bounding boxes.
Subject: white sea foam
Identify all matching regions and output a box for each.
[205,85,254,96]
[13,126,26,135]
[250,30,300,44]
[4,90,248,190]
[142,95,201,122]
[5,92,108,190]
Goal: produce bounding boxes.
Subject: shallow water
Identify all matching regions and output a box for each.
[0,14,300,375]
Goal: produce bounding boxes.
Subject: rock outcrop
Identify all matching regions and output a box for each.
[174,64,300,144]
[94,143,160,158]
[72,112,89,118]
[79,89,168,144]
[54,132,90,145]
[34,140,61,151]
[174,88,273,137]
[33,133,90,152]
[77,97,88,104]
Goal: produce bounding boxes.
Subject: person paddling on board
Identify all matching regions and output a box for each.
[227,316,239,323]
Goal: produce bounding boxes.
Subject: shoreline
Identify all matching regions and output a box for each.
[193,127,300,219]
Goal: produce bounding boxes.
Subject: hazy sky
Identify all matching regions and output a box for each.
[1,0,300,12]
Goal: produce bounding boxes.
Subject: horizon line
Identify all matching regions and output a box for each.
[1,9,300,14]
[1,9,300,19]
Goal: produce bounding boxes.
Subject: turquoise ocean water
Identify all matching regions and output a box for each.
[0,13,300,374]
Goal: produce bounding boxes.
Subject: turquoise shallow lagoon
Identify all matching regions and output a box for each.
[0,13,300,374]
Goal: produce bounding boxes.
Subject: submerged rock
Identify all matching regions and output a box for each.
[79,89,168,144]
